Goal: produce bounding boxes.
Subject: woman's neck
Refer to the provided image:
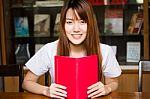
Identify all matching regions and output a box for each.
[70,44,85,58]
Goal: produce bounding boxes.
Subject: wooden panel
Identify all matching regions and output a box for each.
[118,74,138,92]
[4,77,19,92]
[0,0,6,64]
[4,70,47,92]
[118,73,150,92]
[143,0,149,59]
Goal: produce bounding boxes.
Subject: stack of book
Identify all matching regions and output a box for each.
[33,0,64,7]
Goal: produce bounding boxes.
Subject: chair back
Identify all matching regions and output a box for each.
[45,71,49,86]
[138,61,150,92]
[0,64,24,92]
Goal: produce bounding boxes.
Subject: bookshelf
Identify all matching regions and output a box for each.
[0,0,149,65]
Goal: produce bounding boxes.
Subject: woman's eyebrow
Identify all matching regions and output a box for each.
[66,18,73,20]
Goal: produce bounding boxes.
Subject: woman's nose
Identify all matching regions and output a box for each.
[74,22,80,32]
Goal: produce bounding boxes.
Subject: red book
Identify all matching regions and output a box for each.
[111,0,128,4]
[55,55,98,99]
[87,0,104,5]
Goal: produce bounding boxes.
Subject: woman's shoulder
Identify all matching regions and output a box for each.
[45,40,58,46]
[100,43,112,50]
[43,40,58,48]
[100,43,115,56]
[37,40,58,53]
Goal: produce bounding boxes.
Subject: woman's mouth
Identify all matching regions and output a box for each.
[72,34,82,39]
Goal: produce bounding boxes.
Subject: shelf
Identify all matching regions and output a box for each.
[1,0,149,65]
[13,37,58,44]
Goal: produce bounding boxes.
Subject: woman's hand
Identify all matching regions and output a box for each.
[87,82,111,98]
[43,83,67,99]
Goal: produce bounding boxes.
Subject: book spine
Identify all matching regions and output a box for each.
[76,59,79,99]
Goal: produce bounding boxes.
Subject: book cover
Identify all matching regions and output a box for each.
[55,55,98,99]
[15,43,30,64]
[127,12,143,35]
[53,13,61,37]
[14,16,29,37]
[34,14,50,37]
[104,8,123,34]
[126,42,141,62]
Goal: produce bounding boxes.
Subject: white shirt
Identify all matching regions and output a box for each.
[25,40,122,83]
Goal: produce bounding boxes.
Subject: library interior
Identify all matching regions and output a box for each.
[0,0,150,98]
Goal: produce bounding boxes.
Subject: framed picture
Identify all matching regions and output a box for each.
[126,42,141,62]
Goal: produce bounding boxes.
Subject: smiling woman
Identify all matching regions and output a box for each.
[22,0,121,98]
[65,8,87,46]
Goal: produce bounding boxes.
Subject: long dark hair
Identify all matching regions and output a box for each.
[57,0,102,80]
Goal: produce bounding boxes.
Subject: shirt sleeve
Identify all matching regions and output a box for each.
[25,45,51,76]
[101,44,122,78]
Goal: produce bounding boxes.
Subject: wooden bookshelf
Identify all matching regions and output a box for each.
[143,0,149,60]
[0,0,6,64]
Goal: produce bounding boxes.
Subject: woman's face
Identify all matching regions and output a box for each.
[65,8,87,45]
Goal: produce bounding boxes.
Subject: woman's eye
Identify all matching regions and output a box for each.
[66,21,72,24]
[80,20,86,24]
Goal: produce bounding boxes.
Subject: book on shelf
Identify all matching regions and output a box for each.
[12,0,23,6]
[110,0,128,4]
[15,43,30,64]
[104,8,123,34]
[136,0,143,3]
[53,13,61,37]
[87,0,104,5]
[14,16,29,37]
[35,44,44,53]
[128,0,137,4]
[127,12,143,35]
[87,0,127,5]
[126,42,141,62]
[55,55,98,99]
[33,0,64,7]
[34,14,50,37]
[23,0,35,6]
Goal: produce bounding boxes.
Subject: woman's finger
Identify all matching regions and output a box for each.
[50,94,65,99]
[54,87,67,95]
[88,82,104,89]
[55,83,67,89]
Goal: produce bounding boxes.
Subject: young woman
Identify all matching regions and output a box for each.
[22,0,122,98]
